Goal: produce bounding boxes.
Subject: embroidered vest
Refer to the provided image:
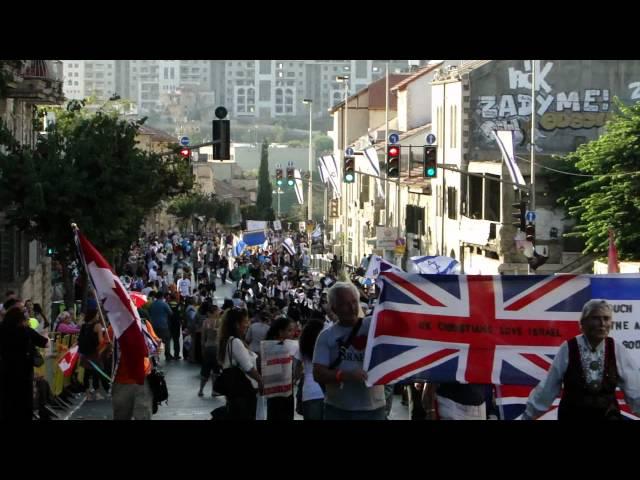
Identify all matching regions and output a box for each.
[558,337,620,420]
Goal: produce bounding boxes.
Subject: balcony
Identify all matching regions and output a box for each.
[5,60,65,105]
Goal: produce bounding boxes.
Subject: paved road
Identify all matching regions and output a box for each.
[70,264,410,420]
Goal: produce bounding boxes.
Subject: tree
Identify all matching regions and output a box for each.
[255,140,273,220]
[557,99,640,260]
[0,102,194,306]
[314,134,334,154]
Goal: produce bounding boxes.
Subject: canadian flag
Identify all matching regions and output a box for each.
[77,231,148,384]
[58,345,79,377]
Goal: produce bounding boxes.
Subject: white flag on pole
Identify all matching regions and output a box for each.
[362,147,385,199]
[322,155,341,199]
[493,130,525,188]
[294,168,304,205]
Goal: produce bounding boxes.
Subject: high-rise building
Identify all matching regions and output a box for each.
[62,60,119,101]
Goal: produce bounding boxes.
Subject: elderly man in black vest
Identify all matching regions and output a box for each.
[522,299,640,420]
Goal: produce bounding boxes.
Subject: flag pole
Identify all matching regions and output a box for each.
[71,223,112,344]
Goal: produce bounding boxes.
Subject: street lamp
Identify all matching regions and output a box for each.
[303,99,313,221]
[272,188,284,218]
[336,75,349,272]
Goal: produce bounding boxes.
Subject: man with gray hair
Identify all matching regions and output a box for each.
[522,299,640,420]
[312,281,386,420]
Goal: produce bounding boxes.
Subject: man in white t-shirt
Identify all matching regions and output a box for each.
[176,273,191,301]
[148,265,158,283]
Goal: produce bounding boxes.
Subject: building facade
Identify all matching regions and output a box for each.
[0,60,65,317]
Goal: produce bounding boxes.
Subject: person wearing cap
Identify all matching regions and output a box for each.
[522,299,640,420]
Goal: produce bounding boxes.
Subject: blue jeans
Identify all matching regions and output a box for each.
[323,403,387,420]
[302,399,324,420]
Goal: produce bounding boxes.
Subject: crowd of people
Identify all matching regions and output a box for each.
[2,224,639,422]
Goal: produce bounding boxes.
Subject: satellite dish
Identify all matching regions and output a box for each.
[214,106,228,119]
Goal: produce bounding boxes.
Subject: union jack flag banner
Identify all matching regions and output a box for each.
[363,272,640,387]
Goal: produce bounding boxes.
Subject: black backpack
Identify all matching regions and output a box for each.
[78,323,99,356]
[148,366,169,414]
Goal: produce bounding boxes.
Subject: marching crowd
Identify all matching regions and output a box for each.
[2,224,639,421]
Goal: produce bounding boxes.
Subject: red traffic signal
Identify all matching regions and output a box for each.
[179,147,191,158]
[275,168,284,186]
[286,167,295,186]
[387,145,400,178]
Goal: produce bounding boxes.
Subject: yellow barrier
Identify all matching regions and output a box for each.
[35,333,83,396]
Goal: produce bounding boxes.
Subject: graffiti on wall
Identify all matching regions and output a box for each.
[474,61,640,151]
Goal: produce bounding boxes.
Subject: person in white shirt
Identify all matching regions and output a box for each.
[522,299,640,420]
[148,265,158,282]
[176,273,191,301]
[296,318,326,420]
[217,308,263,420]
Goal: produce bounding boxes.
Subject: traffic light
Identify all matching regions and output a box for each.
[329,198,339,217]
[179,147,191,159]
[525,222,535,243]
[212,119,230,160]
[387,145,400,178]
[423,146,437,178]
[344,154,355,183]
[512,201,527,231]
[45,247,56,256]
[275,168,283,187]
[286,167,295,186]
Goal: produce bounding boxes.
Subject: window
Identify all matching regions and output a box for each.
[278,72,283,78]
[259,60,271,74]
[74,81,78,86]
[447,187,457,220]
[259,80,271,101]
[228,62,233,66]
[450,105,457,148]
[484,174,500,222]
[468,176,483,219]
[68,80,73,86]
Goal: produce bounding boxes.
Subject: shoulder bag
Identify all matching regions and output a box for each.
[213,337,255,397]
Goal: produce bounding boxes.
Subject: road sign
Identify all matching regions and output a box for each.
[526,211,536,222]
[179,136,190,146]
[345,147,354,156]
[426,133,436,145]
[389,133,399,144]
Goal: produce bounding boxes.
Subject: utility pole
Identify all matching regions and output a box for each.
[385,62,390,227]
[304,99,313,221]
[530,60,536,212]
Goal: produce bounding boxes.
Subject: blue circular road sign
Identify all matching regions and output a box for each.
[389,133,399,144]
[345,147,354,156]
[526,211,536,222]
[180,136,190,146]
[426,133,436,145]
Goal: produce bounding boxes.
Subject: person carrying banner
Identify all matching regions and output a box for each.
[312,282,386,420]
[521,299,640,420]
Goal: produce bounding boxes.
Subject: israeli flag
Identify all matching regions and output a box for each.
[317,157,329,184]
[233,240,247,257]
[243,230,267,247]
[283,237,296,256]
[493,130,526,189]
[365,255,404,279]
[409,255,460,275]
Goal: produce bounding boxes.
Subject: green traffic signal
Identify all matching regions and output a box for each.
[425,167,436,177]
[287,179,295,186]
